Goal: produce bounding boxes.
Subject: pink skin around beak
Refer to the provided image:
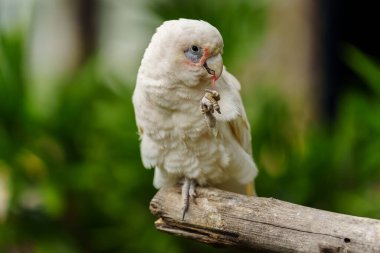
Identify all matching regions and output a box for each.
[200,49,223,90]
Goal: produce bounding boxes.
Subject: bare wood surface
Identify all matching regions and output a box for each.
[150,186,380,253]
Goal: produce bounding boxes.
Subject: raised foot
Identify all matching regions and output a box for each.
[181,178,197,220]
[200,89,221,128]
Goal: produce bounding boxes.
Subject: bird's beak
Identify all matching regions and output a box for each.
[203,53,223,78]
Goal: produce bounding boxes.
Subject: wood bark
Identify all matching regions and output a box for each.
[150,186,380,253]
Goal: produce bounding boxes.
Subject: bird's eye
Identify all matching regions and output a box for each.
[191,45,199,52]
[185,45,203,63]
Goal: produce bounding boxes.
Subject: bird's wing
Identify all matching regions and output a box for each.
[132,85,159,170]
[214,67,257,192]
[215,67,253,156]
[133,85,180,189]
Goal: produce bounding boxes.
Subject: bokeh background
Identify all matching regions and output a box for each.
[1,0,380,252]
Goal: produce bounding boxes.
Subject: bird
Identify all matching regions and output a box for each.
[133,19,258,219]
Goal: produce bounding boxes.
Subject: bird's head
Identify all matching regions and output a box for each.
[144,19,224,86]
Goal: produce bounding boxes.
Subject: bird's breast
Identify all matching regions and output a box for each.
[142,82,212,139]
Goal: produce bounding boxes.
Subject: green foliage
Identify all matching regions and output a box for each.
[252,45,380,219]
[0,30,182,253]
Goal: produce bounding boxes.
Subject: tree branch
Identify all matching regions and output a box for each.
[150,186,380,253]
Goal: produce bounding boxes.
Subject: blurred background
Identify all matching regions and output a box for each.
[1,0,380,252]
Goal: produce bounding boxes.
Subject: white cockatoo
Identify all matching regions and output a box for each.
[133,19,258,219]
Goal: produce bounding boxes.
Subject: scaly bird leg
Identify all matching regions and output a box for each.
[181,178,197,220]
[200,89,221,129]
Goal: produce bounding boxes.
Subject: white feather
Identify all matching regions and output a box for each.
[133,19,258,193]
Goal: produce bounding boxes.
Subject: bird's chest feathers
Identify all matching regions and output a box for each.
[144,84,210,140]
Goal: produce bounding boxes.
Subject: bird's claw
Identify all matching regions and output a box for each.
[200,89,221,129]
[201,89,221,114]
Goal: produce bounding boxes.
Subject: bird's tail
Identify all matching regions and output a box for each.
[217,179,256,196]
[246,181,256,196]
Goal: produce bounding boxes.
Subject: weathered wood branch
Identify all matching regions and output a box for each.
[150,186,380,253]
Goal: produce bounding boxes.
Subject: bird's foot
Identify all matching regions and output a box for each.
[200,89,221,128]
[181,177,197,220]
[200,89,221,114]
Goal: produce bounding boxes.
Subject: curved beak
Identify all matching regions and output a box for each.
[203,53,223,78]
